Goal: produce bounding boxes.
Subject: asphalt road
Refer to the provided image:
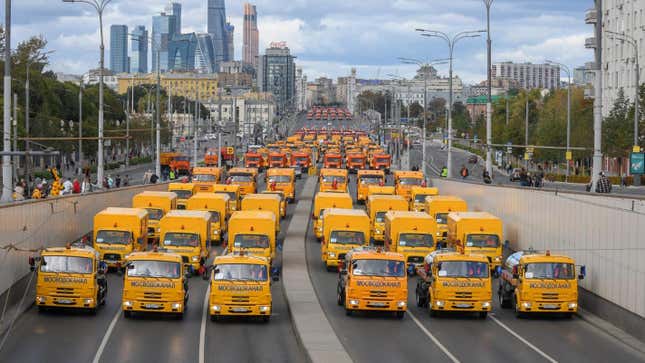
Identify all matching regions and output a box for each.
[0,168,306,363]
[304,156,645,363]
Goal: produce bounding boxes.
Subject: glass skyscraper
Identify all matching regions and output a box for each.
[207,0,228,67]
[130,25,148,73]
[152,12,176,72]
[109,25,128,73]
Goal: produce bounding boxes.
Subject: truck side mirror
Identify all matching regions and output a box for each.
[579,265,586,280]
[512,265,519,279]
[271,267,280,281]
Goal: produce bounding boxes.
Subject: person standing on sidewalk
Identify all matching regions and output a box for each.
[115,175,121,188]
[123,175,129,187]
[440,166,448,178]
[460,165,469,179]
[596,172,612,193]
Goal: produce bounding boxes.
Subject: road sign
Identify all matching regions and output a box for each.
[524,152,529,160]
[630,152,644,174]
[526,146,534,153]
[226,147,234,155]
[634,145,642,153]
[565,151,572,161]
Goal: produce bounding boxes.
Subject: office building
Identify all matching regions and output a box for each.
[130,25,148,74]
[165,2,182,34]
[225,23,235,62]
[257,43,297,113]
[295,67,307,111]
[152,11,177,72]
[491,61,560,90]
[117,72,219,100]
[243,3,259,69]
[109,25,128,73]
[207,0,227,66]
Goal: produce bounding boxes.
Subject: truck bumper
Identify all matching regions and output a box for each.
[36,295,97,309]
[430,299,492,312]
[517,300,578,313]
[122,299,185,313]
[209,303,271,317]
[346,298,407,312]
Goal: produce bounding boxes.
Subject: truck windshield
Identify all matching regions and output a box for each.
[96,230,132,245]
[295,157,308,163]
[209,211,220,223]
[146,208,164,220]
[193,174,217,182]
[525,263,575,280]
[163,233,200,247]
[360,176,383,184]
[127,260,180,279]
[175,156,190,162]
[41,256,93,274]
[435,213,448,224]
[399,233,434,248]
[375,211,387,223]
[214,263,268,281]
[375,157,389,163]
[352,259,405,277]
[414,194,432,203]
[326,157,340,163]
[246,156,260,162]
[322,175,346,184]
[466,234,500,248]
[270,156,284,162]
[350,158,363,163]
[234,234,270,248]
[398,178,423,186]
[171,190,193,199]
[229,175,252,183]
[438,261,489,278]
[330,231,365,245]
[268,175,292,183]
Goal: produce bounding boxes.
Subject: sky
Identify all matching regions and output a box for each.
[1,0,592,84]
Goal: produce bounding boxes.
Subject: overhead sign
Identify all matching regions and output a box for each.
[269,41,288,49]
[565,151,572,161]
[630,152,644,175]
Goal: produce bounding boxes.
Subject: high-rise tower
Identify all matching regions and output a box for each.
[243,3,259,69]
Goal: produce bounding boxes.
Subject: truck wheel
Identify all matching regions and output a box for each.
[124,310,132,319]
[513,295,525,319]
[478,311,488,319]
[261,315,271,323]
[395,311,405,319]
[498,285,511,309]
[415,289,425,307]
[345,308,352,316]
[210,314,218,322]
[337,287,344,306]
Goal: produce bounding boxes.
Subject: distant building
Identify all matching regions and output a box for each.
[466,95,503,121]
[295,67,307,111]
[257,44,297,113]
[336,68,357,112]
[225,23,235,62]
[207,92,276,141]
[217,72,253,88]
[55,73,81,83]
[491,61,560,90]
[168,32,198,72]
[83,68,118,90]
[109,25,129,73]
[130,25,148,74]
[466,78,519,97]
[117,73,219,100]
[152,11,177,72]
[573,64,594,86]
[243,3,259,69]
[165,2,182,34]
[207,0,228,68]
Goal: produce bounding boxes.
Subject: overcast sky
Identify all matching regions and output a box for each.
[2,0,592,84]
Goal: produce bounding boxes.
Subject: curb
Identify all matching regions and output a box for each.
[281,177,353,363]
[577,308,645,357]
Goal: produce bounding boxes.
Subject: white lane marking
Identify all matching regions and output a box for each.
[198,284,210,363]
[92,308,121,363]
[407,310,460,363]
[489,315,558,363]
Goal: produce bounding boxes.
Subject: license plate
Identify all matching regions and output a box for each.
[144,303,160,309]
[57,299,73,305]
[542,304,559,310]
[231,307,249,313]
[369,302,387,307]
[454,303,472,308]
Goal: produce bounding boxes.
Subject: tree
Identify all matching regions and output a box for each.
[603,88,633,157]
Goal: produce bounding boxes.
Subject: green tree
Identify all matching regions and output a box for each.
[602,88,633,157]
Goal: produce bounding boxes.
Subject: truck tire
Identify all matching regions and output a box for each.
[123,310,132,319]
[395,311,405,319]
[415,287,426,308]
[498,284,511,309]
[513,295,525,319]
[478,311,488,319]
[345,308,352,316]
[337,286,345,306]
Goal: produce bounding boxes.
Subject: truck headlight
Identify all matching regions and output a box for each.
[482,301,491,309]
[84,298,94,305]
[156,228,161,233]
[328,252,336,258]
[259,306,270,312]
[435,300,444,307]
[349,299,359,306]
[123,301,133,307]
[568,302,577,309]
[318,227,323,233]
[494,256,502,262]
[375,230,381,234]
[191,256,200,262]
[211,305,221,312]
[521,302,532,309]
[171,303,182,309]
[436,232,442,236]
[397,301,407,308]
[36,296,46,303]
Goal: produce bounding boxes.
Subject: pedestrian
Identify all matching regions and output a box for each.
[123,175,129,187]
[143,170,152,185]
[81,177,91,193]
[115,174,121,188]
[596,172,612,193]
[62,178,73,195]
[460,165,469,179]
[519,168,529,187]
[102,177,109,189]
[506,163,512,174]
[150,173,159,184]
[440,166,448,178]
[72,178,81,194]
[482,170,492,184]
[169,169,176,180]
[13,186,25,201]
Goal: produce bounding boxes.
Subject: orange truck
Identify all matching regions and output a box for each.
[268,152,289,168]
[346,153,366,174]
[323,152,343,169]
[245,151,265,171]
[291,151,312,173]
[170,154,191,176]
[370,153,392,174]
[205,148,219,166]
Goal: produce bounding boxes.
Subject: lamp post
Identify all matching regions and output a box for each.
[483,0,494,178]
[62,0,112,186]
[416,28,484,178]
[546,60,572,178]
[1,0,13,202]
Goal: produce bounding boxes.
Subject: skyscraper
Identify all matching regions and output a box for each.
[257,43,296,113]
[243,3,259,69]
[130,25,148,73]
[152,12,177,72]
[110,25,129,73]
[225,22,234,62]
[207,0,227,66]
[165,2,182,34]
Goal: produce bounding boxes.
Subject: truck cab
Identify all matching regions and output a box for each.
[191,167,222,192]
[384,211,437,268]
[227,167,258,196]
[409,186,439,212]
[323,152,343,169]
[424,196,468,245]
[291,151,312,174]
[31,244,107,313]
[93,207,149,269]
[321,209,370,271]
[356,170,385,203]
[498,250,584,318]
[319,168,349,193]
[132,191,177,241]
[370,153,391,174]
[213,184,241,213]
[245,151,264,171]
[206,252,274,322]
[447,212,503,272]
[313,192,353,240]
[393,171,426,201]
[168,183,197,209]
[415,250,492,318]
[242,194,282,233]
[337,247,407,318]
[268,152,288,168]
[266,168,296,203]
[170,155,191,176]
[346,153,366,173]
[186,193,230,245]
[122,249,189,318]
[366,195,408,244]
[204,148,219,166]
[159,210,211,274]
[227,211,276,264]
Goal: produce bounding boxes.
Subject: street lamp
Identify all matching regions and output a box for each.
[546,60,572,179]
[398,57,449,174]
[62,0,112,186]
[483,0,494,178]
[416,28,484,178]
[387,74,407,169]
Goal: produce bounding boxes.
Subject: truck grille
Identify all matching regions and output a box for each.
[55,287,77,296]
[454,291,473,299]
[541,293,559,301]
[103,253,121,261]
[148,227,156,234]
[407,256,424,264]
[230,296,250,304]
[369,290,390,299]
[144,292,163,300]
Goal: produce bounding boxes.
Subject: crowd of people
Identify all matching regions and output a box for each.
[12,171,131,201]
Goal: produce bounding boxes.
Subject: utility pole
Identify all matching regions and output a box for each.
[78,80,83,175]
[13,93,18,189]
[590,0,603,192]
[2,0,13,202]
[155,50,161,176]
[484,0,494,178]
[193,82,199,168]
[125,97,130,168]
[525,95,529,169]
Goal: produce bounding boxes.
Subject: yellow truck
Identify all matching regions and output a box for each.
[312,192,353,240]
[122,249,189,318]
[384,211,437,269]
[93,207,149,269]
[227,167,258,195]
[213,183,241,214]
[424,196,468,245]
[227,211,276,264]
[159,210,211,274]
[319,168,349,193]
[242,193,282,233]
[498,250,585,318]
[266,168,296,203]
[415,250,492,318]
[447,212,504,273]
[168,183,197,209]
[132,191,178,241]
[191,167,222,192]
[30,244,107,313]
[393,170,425,201]
[261,190,287,218]
[409,186,439,212]
[366,195,408,244]
[186,193,230,245]
[337,247,407,318]
[366,185,395,199]
[321,208,370,271]
[356,170,385,204]
[205,252,274,322]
